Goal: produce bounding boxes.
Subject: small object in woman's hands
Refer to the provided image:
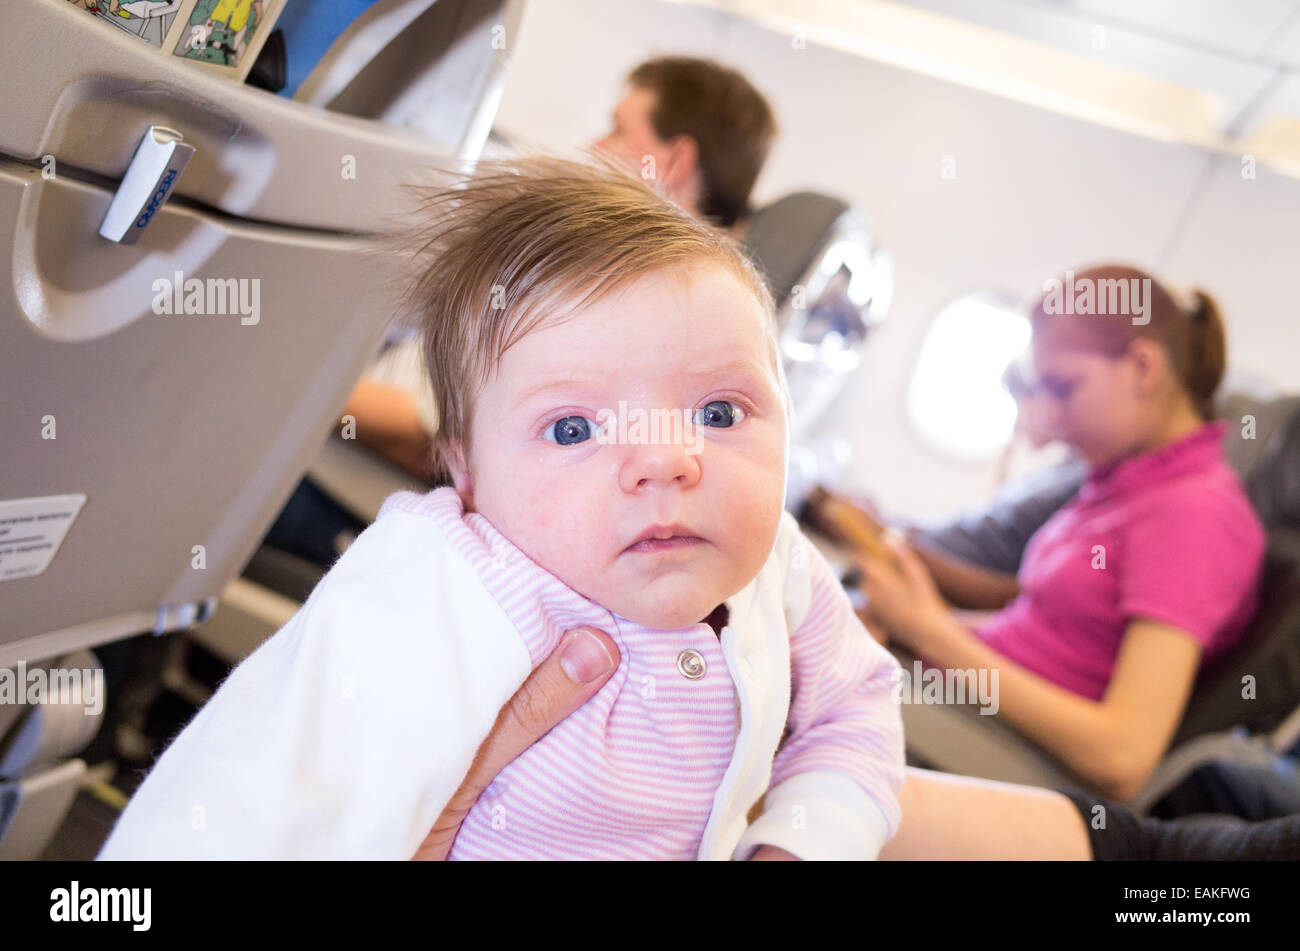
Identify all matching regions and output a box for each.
[802,486,903,572]
[880,526,907,554]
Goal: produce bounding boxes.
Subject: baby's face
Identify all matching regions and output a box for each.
[452,265,788,630]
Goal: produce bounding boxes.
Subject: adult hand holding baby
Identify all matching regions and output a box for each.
[411,627,620,860]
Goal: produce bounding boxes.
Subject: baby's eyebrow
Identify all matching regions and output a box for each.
[513,375,611,407]
[671,358,779,395]
[689,359,772,383]
[512,359,775,407]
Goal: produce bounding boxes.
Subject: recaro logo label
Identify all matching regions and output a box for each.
[134,167,178,230]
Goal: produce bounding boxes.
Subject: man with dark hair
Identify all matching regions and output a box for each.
[593,56,777,234]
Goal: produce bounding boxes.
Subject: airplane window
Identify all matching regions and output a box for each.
[906,293,1030,460]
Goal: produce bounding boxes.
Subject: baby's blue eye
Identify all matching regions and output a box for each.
[544,415,595,445]
[693,400,746,428]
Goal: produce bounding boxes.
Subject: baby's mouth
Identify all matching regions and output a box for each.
[623,535,706,555]
[622,524,706,555]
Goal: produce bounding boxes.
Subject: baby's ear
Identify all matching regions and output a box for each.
[444,440,475,509]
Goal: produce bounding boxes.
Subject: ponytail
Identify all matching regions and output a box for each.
[1182,289,1226,420]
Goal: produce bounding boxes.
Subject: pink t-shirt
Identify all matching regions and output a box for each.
[974,421,1266,701]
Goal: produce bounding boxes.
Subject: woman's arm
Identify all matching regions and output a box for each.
[906,532,1021,610]
[906,615,1200,800]
[880,768,1091,860]
[861,546,1203,801]
[802,487,1020,610]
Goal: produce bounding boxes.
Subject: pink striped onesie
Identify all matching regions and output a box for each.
[386,488,906,860]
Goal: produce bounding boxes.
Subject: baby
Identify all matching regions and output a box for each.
[98,155,905,860]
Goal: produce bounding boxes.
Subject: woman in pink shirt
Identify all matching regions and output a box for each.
[861,264,1266,802]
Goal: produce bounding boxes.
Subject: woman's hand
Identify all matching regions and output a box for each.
[411,626,619,860]
[858,539,951,652]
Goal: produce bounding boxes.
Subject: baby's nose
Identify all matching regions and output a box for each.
[618,441,702,493]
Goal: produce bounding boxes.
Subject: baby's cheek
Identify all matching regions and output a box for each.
[732,451,785,521]
[733,491,784,577]
[535,508,607,585]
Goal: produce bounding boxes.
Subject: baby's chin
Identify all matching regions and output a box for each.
[603,591,731,632]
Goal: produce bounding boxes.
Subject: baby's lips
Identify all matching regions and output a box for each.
[622,534,707,555]
[626,522,701,547]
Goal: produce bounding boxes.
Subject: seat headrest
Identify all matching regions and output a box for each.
[1244,400,1300,532]
[742,192,854,310]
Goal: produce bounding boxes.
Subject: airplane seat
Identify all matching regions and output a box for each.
[241,542,331,607]
[895,392,1300,812]
[1234,394,1300,535]
[0,0,521,857]
[1174,530,1300,743]
[741,192,892,465]
[245,428,432,610]
[0,650,104,860]
[1174,390,1300,743]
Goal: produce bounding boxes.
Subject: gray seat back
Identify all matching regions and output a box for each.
[0,0,516,668]
[1176,530,1300,743]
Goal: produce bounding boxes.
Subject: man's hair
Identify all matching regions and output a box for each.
[627,56,777,228]
[399,153,779,478]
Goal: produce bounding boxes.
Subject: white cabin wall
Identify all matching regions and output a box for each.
[495,0,1300,522]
